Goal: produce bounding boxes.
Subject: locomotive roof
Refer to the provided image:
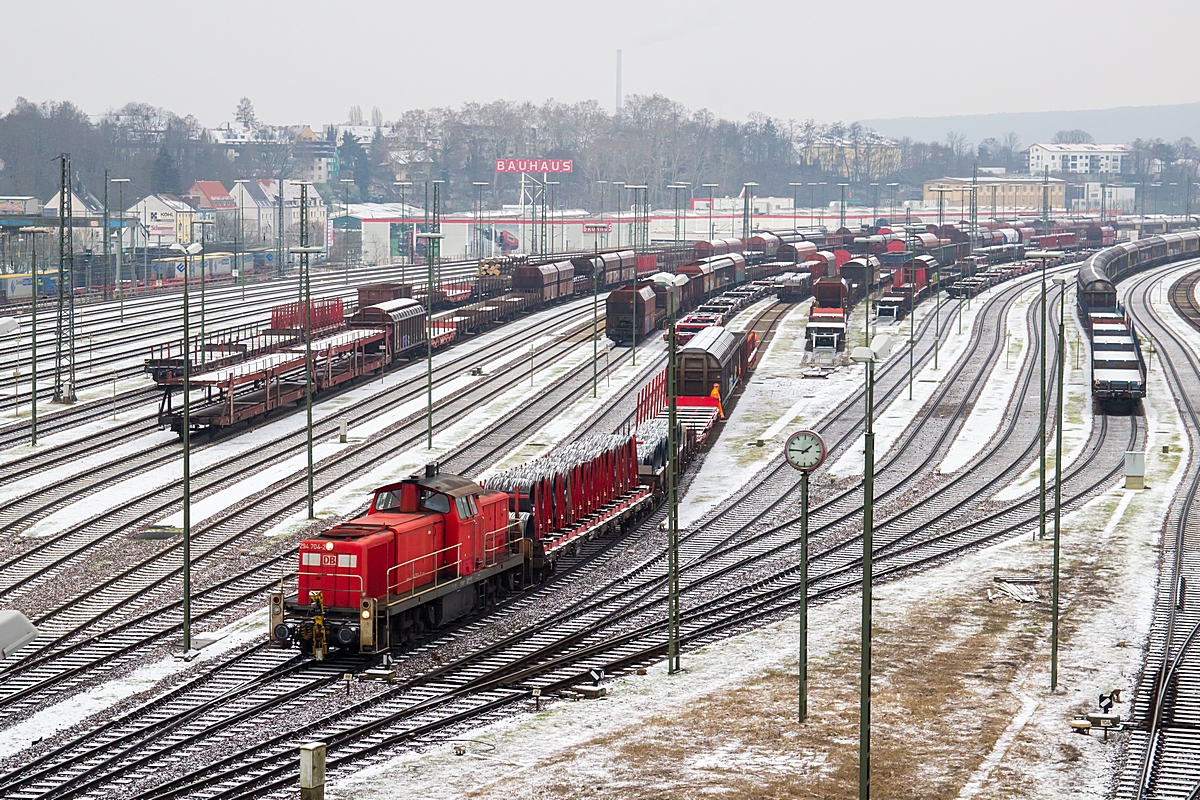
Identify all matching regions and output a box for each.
[373,471,484,498]
[418,472,484,497]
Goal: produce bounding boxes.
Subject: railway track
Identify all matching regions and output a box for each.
[1115,262,1200,800]
[0,304,612,663]
[98,275,1137,800]
[1,270,1133,799]
[0,297,748,800]
[0,286,969,796]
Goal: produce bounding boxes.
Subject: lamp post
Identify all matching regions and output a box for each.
[290,243,324,520]
[702,184,719,240]
[393,181,412,271]
[20,226,52,446]
[870,183,879,229]
[653,271,689,676]
[110,178,130,320]
[837,183,850,231]
[790,182,803,232]
[1051,276,1066,691]
[625,185,647,252]
[597,180,608,248]
[169,240,204,659]
[614,182,625,248]
[850,334,892,800]
[473,181,489,259]
[818,182,827,229]
[546,181,560,252]
[416,232,444,449]
[190,219,215,358]
[1028,250,1060,542]
[584,222,609,397]
[340,178,356,284]
[742,182,758,239]
[234,179,249,298]
[886,183,898,224]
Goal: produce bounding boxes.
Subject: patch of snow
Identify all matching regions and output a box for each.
[0,609,268,759]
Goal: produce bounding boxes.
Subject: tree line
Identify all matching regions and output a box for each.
[1,95,1196,216]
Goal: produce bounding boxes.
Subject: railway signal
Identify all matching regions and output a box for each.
[785,429,826,723]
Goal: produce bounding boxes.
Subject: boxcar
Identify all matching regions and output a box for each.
[350,297,427,358]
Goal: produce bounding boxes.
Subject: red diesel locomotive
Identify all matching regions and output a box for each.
[270,434,652,658]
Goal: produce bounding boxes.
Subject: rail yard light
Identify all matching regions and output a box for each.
[416,232,444,450]
[742,182,758,239]
[1027,250,1062,542]
[340,178,355,284]
[703,184,720,241]
[850,334,892,800]
[189,219,215,359]
[110,178,130,319]
[392,182,412,274]
[233,179,249,300]
[652,270,690,676]
[290,241,325,520]
[1051,277,1067,691]
[790,182,804,232]
[0,611,38,659]
[584,222,610,397]
[170,239,203,658]
[20,226,53,446]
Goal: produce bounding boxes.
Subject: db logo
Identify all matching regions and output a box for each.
[321,554,337,566]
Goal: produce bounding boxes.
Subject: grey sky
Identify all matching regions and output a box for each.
[7,0,1200,128]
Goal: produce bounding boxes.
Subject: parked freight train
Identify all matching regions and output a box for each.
[1077,230,1200,403]
[272,423,694,657]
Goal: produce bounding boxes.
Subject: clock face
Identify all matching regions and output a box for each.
[785,430,826,472]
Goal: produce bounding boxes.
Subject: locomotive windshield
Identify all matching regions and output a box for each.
[420,490,450,514]
[374,489,401,511]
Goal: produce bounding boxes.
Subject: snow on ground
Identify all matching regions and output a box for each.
[331,344,1183,799]
[827,291,984,479]
[480,338,666,478]
[939,281,1034,473]
[14,300,597,538]
[0,429,176,507]
[0,395,163,470]
[0,609,269,760]
[990,286,1093,503]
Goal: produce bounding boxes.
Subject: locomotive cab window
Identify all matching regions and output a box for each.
[455,497,472,519]
[420,490,450,514]
[374,490,402,511]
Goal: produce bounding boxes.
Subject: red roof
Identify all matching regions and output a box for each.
[188,181,237,210]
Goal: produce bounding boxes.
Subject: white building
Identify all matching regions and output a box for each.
[228,180,279,246]
[127,194,196,247]
[1072,182,1137,213]
[258,179,327,246]
[1027,143,1129,175]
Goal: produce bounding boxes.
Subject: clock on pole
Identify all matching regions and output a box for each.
[785,430,826,472]
[784,428,823,723]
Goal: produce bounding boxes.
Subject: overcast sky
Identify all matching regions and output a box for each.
[7,0,1200,128]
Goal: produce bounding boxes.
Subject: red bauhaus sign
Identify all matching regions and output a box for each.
[495,158,573,174]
